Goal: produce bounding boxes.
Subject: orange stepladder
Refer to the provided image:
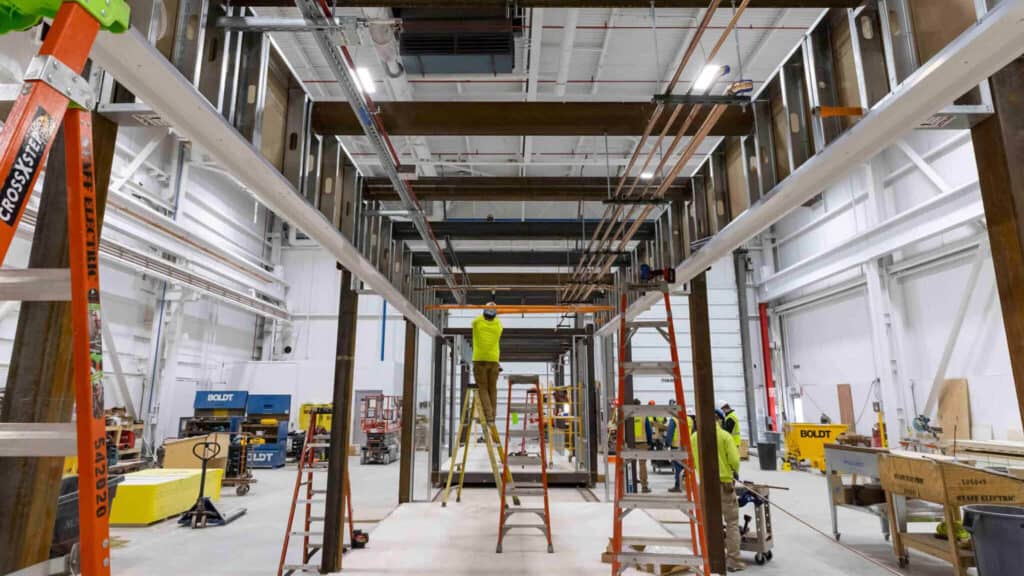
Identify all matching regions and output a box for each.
[0,1,129,575]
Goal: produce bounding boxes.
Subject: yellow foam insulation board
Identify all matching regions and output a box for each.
[110,468,224,526]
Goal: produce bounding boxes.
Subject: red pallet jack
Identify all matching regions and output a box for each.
[0,2,128,575]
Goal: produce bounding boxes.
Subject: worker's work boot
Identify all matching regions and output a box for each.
[726,560,747,572]
[641,484,651,494]
[667,485,682,493]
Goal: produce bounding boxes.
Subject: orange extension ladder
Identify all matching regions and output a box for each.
[0,2,128,574]
[609,289,711,575]
[278,407,364,574]
[497,374,554,554]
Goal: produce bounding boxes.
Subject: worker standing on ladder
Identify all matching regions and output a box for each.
[472,302,503,441]
[722,403,742,448]
[691,409,745,572]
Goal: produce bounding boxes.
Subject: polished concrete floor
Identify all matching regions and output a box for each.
[109,453,968,575]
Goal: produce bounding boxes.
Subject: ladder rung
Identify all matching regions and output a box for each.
[310,489,327,494]
[621,536,692,548]
[625,320,670,329]
[281,565,321,573]
[613,551,704,568]
[507,375,540,385]
[504,507,547,516]
[507,455,542,466]
[312,434,331,440]
[622,361,676,375]
[294,499,324,504]
[511,487,547,495]
[503,523,548,532]
[507,403,535,413]
[0,422,76,457]
[508,429,539,438]
[510,482,545,489]
[0,268,71,301]
[306,443,330,448]
[619,449,688,461]
[620,404,683,419]
[291,530,323,536]
[308,516,325,521]
[619,494,696,511]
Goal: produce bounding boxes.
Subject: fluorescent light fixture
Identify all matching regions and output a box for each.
[640,172,654,180]
[693,64,722,91]
[356,67,376,94]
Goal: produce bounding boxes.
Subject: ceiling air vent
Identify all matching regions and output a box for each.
[397,8,522,75]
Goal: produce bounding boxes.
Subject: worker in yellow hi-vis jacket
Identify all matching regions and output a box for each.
[692,409,745,572]
[471,302,503,439]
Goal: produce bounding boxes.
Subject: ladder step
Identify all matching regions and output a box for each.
[0,422,76,457]
[619,494,696,511]
[306,443,330,448]
[503,523,548,533]
[612,551,704,569]
[620,404,683,419]
[294,499,324,504]
[621,536,693,548]
[311,489,327,494]
[0,268,71,302]
[507,455,542,466]
[508,375,540,385]
[622,361,677,376]
[291,530,324,536]
[510,482,545,489]
[511,487,547,496]
[505,507,547,516]
[508,429,539,438]
[308,516,325,521]
[281,564,321,573]
[619,449,688,461]
[507,403,536,413]
[625,320,670,329]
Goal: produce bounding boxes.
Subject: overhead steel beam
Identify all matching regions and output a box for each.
[443,327,589,338]
[412,251,628,267]
[436,291,601,305]
[426,273,614,287]
[312,102,752,137]
[91,27,441,336]
[238,1,861,8]
[365,176,691,202]
[293,0,462,302]
[598,0,1024,337]
[392,220,657,241]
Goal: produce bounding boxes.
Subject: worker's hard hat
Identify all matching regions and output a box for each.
[721,403,732,412]
[648,400,656,406]
[483,301,498,319]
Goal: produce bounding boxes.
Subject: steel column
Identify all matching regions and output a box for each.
[399,319,418,503]
[971,55,1024,432]
[689,272,725,575]
[322,268,359,573]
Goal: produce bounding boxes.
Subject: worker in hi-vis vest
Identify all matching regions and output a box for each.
[631,398,651,493]
[691,409,744,572]
[471,302,503,438]
[721,403,742,448]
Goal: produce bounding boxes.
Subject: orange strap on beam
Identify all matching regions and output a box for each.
[814,106,866,118]
[425,304,614,314]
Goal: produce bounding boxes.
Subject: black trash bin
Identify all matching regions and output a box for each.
[757,442,778,471]
[964,504,1024,576]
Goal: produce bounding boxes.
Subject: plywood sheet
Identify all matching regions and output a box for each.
[837,383,855,433]
[725,138,748,220]
[908,0,975,63]
[261,50,289,171]
[830,12,861,131]
[938,378,971,441]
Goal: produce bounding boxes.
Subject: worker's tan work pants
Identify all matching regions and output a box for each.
[472,361,500,423]
[637,460,648,488]
[721,481,742,566]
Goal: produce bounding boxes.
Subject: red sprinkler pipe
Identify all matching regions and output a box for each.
[759,302,778,432]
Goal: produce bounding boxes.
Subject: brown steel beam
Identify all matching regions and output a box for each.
[972,57,1024,432]
[323,268,359,573]
[395,220,657,241]
[312,102,751,137]
[0,117,117,573]
[689,273,726,574]
[427,273,614,287]
[367,177,690,202]
[398,319,418,503]
[239,1,860,8]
